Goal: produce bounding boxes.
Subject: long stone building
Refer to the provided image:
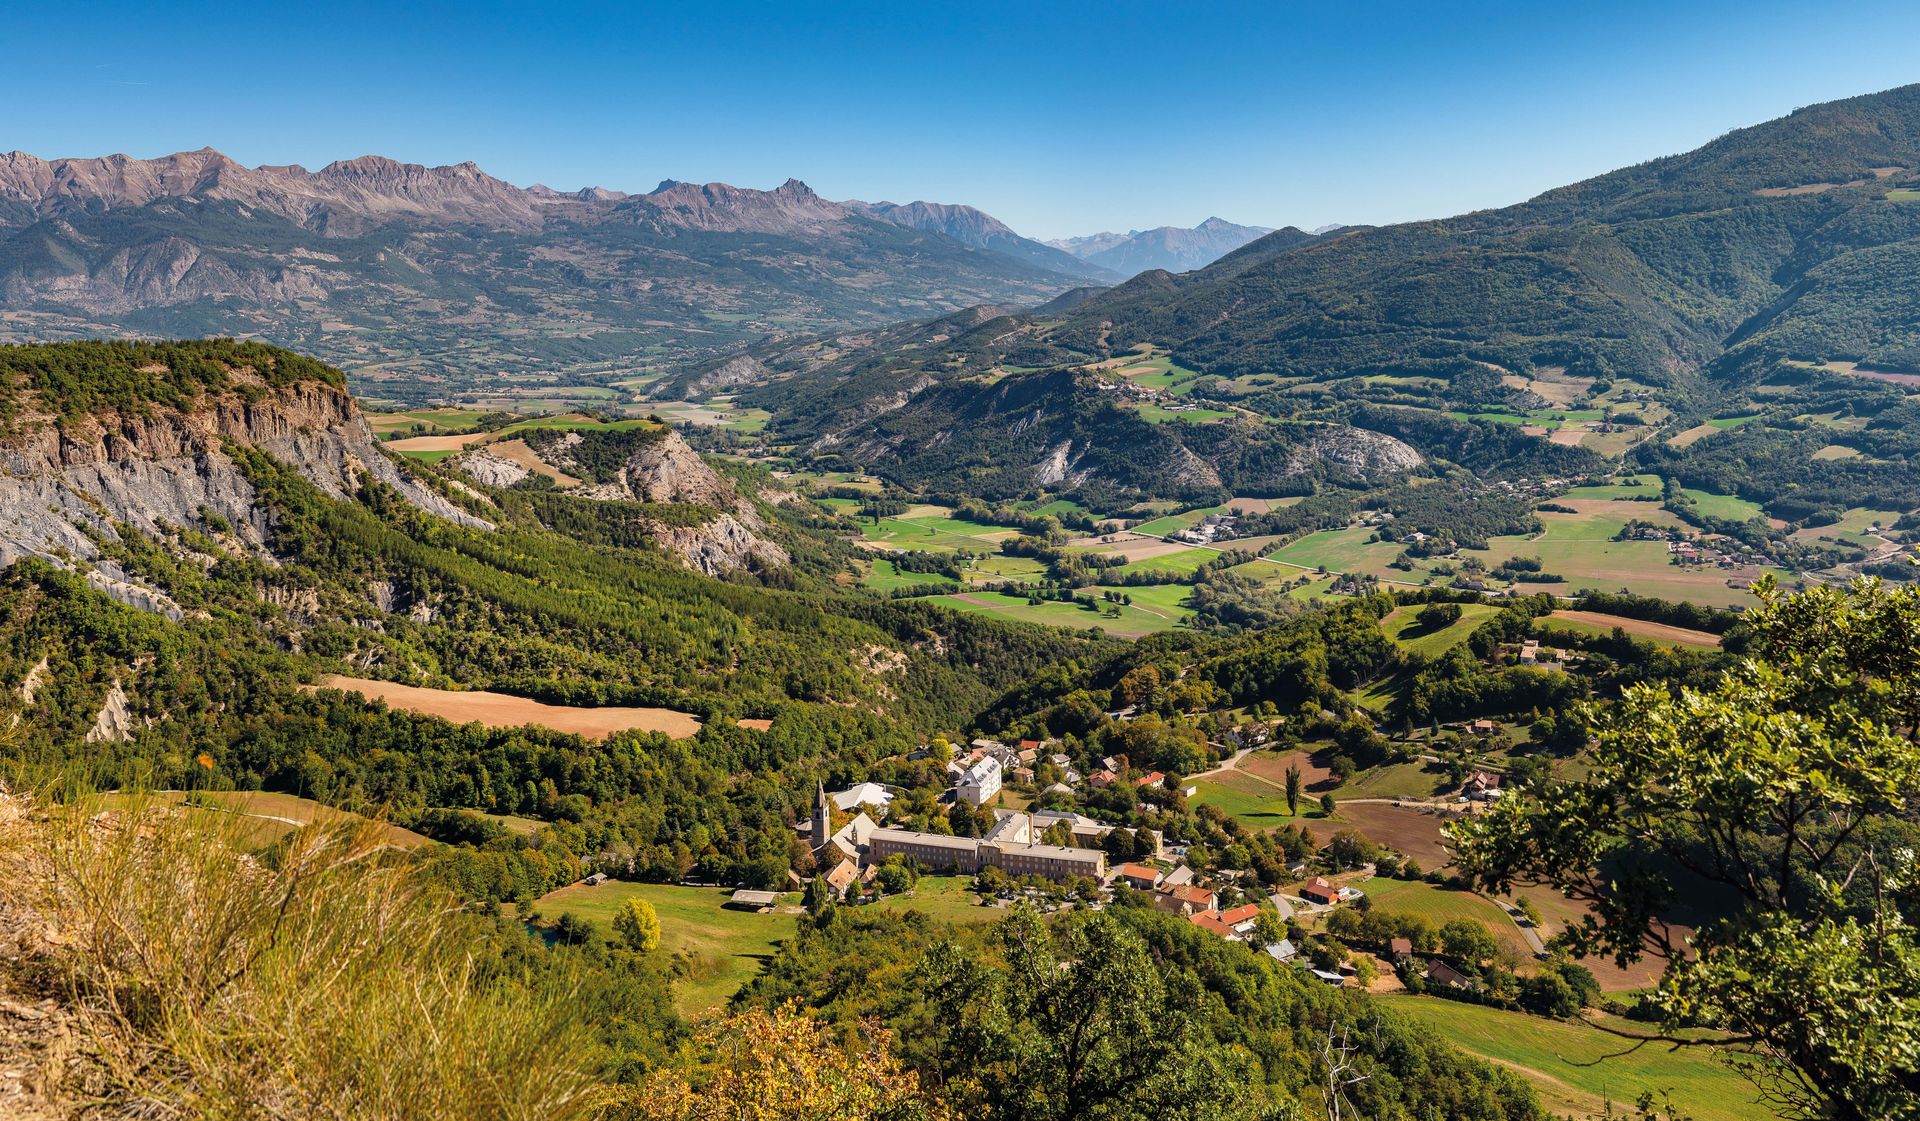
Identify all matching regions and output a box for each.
[866,826,1106,882]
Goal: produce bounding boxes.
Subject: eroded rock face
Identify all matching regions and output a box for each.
[649,513,789,577]
[1287,427,1423,476]
[506,428,789,574]
[0,380,488,601]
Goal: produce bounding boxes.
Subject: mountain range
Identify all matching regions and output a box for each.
[1046,217,1275,274]
[0,150,1105,399]
[704,83,1920,504]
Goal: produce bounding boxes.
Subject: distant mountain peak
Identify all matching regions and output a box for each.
[842,197,1111,282]
[1048,217,1276,275]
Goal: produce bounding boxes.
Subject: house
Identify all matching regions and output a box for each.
[1388,937,1414,963]
[1265,939,1298,963]
[823,858,859,896]
[830,782,894,816]
[581,872,608,886]
[1299,878,1341,906]
[1426,960,1472,989]
[1465,770,1503,801]
[1089,770,1118,789]
[1152,883,1218,916]
[1160,864,1196,888]
[1011,766,1036,784]
[1307,967,1346,987]
[1136,771,1167,789]
[1217,903,1262,936]
[1188,911,1238,939]
[1119,863,1163,890]
[1468,718,1499,736]
[957,756,1004,806]
[1019,739,1042,753]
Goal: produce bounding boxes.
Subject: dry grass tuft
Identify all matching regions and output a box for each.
[0,787,605,1120]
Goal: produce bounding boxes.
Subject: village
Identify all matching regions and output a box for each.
[711,728,1545,1000]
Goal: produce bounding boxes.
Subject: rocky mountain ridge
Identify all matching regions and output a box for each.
[0,151,1094,395]
[1046,216,1276,274]
[844,198,1113,280]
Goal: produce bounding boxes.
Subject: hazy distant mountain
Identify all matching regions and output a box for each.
[0,149,1088,398]
[1046,217,1275,274]
[844,199,1114,281]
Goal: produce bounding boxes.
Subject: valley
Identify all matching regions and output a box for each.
[4,64,1920,1121]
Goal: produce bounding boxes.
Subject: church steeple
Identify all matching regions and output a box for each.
[812,780,832,848]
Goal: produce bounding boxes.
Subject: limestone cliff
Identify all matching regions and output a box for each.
[0,354,486,613]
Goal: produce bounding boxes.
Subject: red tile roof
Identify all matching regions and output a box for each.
[1188,911,1236,938]
[1217,903,1261,926]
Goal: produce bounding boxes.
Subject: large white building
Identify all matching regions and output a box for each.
[956,756,1003,806]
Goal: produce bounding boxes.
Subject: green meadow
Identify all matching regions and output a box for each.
[1385,998,1780,1121]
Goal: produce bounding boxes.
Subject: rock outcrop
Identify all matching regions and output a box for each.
[1286,427,1423,476]
[0,372,488,608]
[503,428,789,575]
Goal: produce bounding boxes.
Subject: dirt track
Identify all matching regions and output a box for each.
[318,675,702,740]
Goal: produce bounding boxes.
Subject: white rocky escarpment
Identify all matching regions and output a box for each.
[464,428,788,576]
[0,380,489,613]
[1285,426,1422,475]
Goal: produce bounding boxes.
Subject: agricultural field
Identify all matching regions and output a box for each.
[1185,771,1303,827]
[1538,610,1721,650]
[1306,801,1458,870]
[1679,487,1764,521]
[1385,998,1777,1121]
[1379,603,1500,659]
[1129,401,1238,424]
[1358,877,1534,960]
[1266,526,1405,575]
[317,675,703,739]
[1479,506,1784,609]
[860,510,1020,551]
[1789,506,1903,549]
[1333,760,1451,802]
[532,881,795,1016]
[864,559,959,593]
[933,589,1190,637]
[366,407,492,435]
[1109,546,1215,579]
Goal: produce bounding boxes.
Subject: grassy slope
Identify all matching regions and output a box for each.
[534,882,796,1016]
[1385,997,1781,1121]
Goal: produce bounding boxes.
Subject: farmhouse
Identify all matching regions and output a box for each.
[1299,877,1341,906]
[1465,771,1504,801]
[1151,883,1218,916]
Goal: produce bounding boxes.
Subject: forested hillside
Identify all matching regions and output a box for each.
[705,84,1920,516]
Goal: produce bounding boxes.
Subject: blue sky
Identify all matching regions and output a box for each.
[7,1,1919,238]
